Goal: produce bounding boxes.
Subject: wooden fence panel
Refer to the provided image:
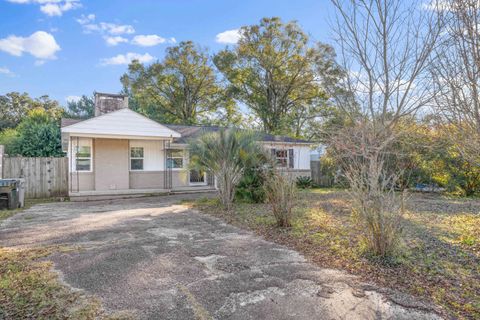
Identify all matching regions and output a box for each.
[310,160,335,187]
[2,157,68,199]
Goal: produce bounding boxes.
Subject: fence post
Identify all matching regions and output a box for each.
[0,145,4,179]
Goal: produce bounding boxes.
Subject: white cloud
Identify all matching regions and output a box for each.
[0,67,15,77]
[66,95,81,103]
[8,0,81,17]
[76,13,135,45]
[76,13,95,25]
[215,29,242,44]
[34,59,46,66]
[0,31,60,61]
[77,14,135,35]
[131,34,166,47]
[104,36,128,46]
[100,52,154,66]
[98,22,135,35]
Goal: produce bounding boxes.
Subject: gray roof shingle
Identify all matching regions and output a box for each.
[61,117,312,144]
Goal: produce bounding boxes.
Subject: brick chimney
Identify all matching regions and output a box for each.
[94,92,128,117]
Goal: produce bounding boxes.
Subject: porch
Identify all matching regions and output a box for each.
[61,108,215,200]
[68,185,216,201]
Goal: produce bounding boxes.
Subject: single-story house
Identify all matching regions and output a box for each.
[61,93,314,200]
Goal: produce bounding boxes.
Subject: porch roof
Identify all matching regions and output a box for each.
[61,108,181,139]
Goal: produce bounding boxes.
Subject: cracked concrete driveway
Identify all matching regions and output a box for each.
[0,194,442,320]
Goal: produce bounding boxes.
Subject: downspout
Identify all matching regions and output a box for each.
[76,136,79,193]
[69,136,72,193]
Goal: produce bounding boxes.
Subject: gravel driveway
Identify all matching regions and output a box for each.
[0,194,442,320]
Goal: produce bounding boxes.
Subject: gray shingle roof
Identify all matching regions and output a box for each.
[165,124,311,144]
[61,117,312,144]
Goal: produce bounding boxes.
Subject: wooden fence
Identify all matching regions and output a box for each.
[310,160,335,187]
[1,157,68,199]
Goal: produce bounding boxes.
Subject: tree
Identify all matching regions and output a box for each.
[328,0,443,257]
[188,129,265,210]
[65,95,94,119]
[431,0,480,166]
[214,17,333,137]
[5,108,63,157]
[121,41,239,125]
[0,92,62,131]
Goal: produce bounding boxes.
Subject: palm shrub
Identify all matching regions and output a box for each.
[189,129,264,211]
[296,176,313,189]
[264,172,297,227]
[235,166,267,203]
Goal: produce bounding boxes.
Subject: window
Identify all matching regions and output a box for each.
[167,149,184,169]
[130,147,144,170]
[275,149,289,167]
[73,140,92,172]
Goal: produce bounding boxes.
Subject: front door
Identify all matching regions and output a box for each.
[189,169,207,185]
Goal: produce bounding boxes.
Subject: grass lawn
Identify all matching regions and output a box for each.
[0,202,131,320]
[191,189,480,319]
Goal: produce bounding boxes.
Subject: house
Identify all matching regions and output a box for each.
[61,92,314,200]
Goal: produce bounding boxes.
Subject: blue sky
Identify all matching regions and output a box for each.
[0,0,333,105]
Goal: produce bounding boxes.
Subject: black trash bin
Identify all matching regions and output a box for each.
[0,179,20,210]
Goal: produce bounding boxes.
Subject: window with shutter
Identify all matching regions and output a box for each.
[274,149,288,167]
[288,149,294,168]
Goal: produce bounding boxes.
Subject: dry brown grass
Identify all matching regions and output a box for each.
[191,189,480,319]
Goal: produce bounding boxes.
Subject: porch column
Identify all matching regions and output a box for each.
[0,145,4,179]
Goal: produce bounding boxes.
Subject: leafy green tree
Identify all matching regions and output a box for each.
[0,92,33,130]
[65,95,94,119]
[214,17,331,137]
[189,129,265,210]
[6,108,63,157]
[0,92,63,131]
[121,41,239,125]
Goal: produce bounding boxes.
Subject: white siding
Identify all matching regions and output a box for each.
[130,140,164,171]
[62,109,181,138]
[262,143,312,170]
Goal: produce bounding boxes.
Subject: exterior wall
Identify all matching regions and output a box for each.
[261,142,312,170]
[94,138,129,191]
[130,171,164,189]
[129,170,198,189]
[172,170,189,188]
[70,172,95,191]
[129,140,164,171]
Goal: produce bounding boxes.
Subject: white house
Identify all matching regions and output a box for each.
[61,93,314,200]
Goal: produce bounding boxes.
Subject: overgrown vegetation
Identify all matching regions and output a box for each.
[1,108,64,157]
[235,166,267,203]
[190,189,480,319]
[264,173,297,227]
[295,176,313,189]
[188,129,266,210]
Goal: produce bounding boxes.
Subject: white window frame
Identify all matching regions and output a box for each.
[275,149,289,168]
[130,146,145,171]
[189,169,208,186]
[72,138,93,173]
[167,149,185,170]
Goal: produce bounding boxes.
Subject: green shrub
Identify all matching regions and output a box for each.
[235,167,266,203]
[296,176,313,189]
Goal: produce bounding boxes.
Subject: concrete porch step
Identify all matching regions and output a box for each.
[69,187,215,202]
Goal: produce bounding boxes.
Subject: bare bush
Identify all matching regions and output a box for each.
[431,0,480,165]
[328,0,442,257]
[264,172,297,227]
